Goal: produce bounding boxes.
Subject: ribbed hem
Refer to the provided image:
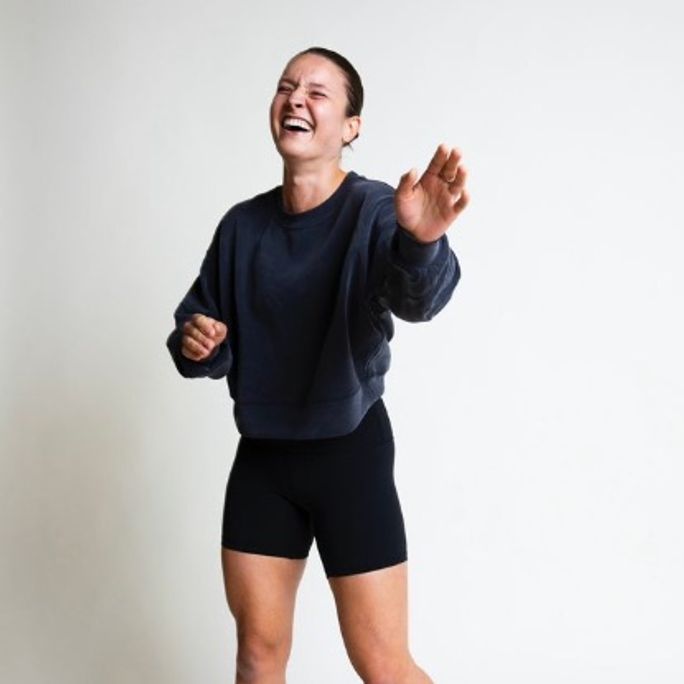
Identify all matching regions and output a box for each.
[233,377,385,439]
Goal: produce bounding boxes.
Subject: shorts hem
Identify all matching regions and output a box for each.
[221,540,309,561]
[325,553,408,579]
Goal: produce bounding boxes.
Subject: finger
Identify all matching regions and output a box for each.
[181,345,203,361]
[183,321,214,350]
[397,167,418,195]
[451,187,470,216]
[423,143,451,180]
[182,336,212,360]
[191,313,216,338]
[440,148,463,182]
[447,164,467,193]
[188,330,215,353]
[214,321,228,342]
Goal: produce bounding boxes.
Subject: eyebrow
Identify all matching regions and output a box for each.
[278,78,330,91]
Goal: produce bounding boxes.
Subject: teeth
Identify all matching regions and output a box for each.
[282,116,312,131]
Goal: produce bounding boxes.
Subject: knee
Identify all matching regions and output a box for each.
[235,628,291,681]
[356,652,416,684]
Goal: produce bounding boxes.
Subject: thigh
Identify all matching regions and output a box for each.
[221,548,307,641]
[328,560,410,671]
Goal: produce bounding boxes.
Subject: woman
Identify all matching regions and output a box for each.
[167,46,469,684]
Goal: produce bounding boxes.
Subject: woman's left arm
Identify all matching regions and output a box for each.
[369,144,470,323]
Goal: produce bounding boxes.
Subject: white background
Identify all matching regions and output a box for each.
[2,0,683,682]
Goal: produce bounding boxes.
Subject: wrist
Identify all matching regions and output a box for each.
[395,223,442,266]
[397,223,436,245]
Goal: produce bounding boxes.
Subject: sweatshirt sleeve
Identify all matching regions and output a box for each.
[369,194,461,323]
[166,221,234,380]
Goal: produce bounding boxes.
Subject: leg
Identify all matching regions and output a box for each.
[220,436,314,683]
[221,548,307,684]
[301,401,429,682]
[328,560,433,684]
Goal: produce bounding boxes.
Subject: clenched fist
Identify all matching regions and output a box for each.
[181,313,228,362]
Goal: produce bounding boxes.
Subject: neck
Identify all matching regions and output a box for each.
[281,163,348,214]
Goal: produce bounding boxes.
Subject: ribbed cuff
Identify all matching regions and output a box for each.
[396,224,442,266]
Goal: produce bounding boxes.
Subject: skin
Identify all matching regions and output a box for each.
[185,52,471,682]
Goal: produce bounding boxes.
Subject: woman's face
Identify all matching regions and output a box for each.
[269,53,360,165]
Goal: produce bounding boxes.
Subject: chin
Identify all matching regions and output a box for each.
[275,138,314,158]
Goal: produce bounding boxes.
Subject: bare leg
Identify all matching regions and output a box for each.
[328,560,432,684]
[221,548,307,684]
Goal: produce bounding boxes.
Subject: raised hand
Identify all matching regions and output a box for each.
[394,143,470,244]
[181,313,228,361]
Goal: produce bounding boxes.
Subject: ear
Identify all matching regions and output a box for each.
[343,115,361,144]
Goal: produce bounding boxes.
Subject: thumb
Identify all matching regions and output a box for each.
[397,168,417,195]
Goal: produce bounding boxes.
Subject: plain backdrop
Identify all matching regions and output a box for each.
[2,0,683,682]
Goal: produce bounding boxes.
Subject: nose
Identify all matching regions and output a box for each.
[286,84,306,107]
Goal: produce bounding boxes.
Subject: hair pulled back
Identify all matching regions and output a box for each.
[292,46,363,149]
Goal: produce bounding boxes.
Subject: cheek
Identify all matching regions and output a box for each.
[270,94,284,113]
[315,108,341,131]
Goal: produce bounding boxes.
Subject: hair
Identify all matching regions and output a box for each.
[291,46,364,150]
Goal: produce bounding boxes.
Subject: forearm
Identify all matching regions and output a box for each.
[373,221,461,322]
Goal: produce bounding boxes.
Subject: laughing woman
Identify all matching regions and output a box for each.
[167,46,469,683]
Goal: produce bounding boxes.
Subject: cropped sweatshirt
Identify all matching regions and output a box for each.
[166,170,461,439]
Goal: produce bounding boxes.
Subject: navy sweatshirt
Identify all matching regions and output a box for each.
[166,170,460,439]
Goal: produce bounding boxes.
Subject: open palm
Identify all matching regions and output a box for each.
[394,144,470,244]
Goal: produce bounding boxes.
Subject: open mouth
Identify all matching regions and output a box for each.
[281,116,313,134]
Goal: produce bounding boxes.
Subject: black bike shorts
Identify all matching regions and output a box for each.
[221,397,408,578]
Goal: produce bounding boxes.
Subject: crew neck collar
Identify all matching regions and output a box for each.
[274,171,359,228]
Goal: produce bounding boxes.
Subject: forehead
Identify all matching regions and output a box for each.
[279,54,346,91]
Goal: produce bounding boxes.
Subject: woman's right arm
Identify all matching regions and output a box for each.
[166,222,234,380]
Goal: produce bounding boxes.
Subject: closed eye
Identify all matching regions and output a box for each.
[276,85,325,98]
